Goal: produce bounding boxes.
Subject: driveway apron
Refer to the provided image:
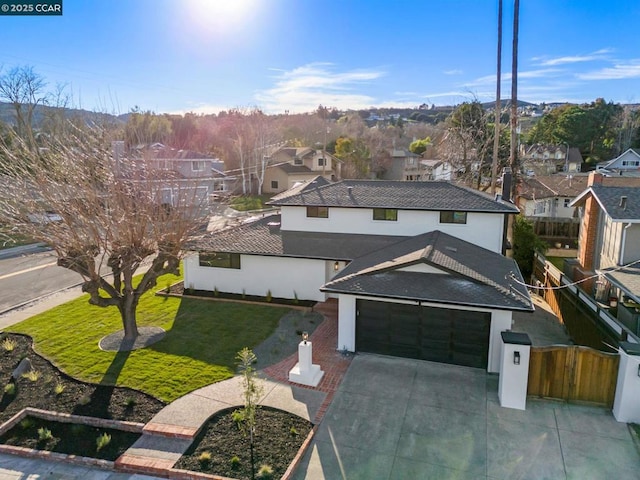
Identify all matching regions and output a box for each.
[293,354,640,480]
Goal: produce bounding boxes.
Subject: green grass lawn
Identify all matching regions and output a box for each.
[546,256,569,271]
[230,195,272,212]
[9,272,291,402]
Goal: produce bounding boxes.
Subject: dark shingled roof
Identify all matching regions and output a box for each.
[601,265,640,303]
[275,163,316,174]
[574,186,640,221]
[322,230,532,311]
[187,214,406,260]
[270,176,331,202]
[268,179,518,213]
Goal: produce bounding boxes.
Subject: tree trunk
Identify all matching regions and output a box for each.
[120,294,140,340]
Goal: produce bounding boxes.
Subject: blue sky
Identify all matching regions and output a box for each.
[1,0,639,115]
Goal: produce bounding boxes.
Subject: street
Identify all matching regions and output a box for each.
[0,250,82,314]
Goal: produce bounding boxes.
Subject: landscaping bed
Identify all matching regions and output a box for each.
[174,406,313,480]
[0,333,165,426]
[166,281,317,308]
[0,414,140,461]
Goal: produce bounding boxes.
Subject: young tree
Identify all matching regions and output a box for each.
[0,126,207,340]
[235,347,263,480]
[512,215,547,279]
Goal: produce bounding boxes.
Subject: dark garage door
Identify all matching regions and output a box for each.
[356,299,491,369]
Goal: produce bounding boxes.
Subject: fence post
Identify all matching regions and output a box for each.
[499,331,532,410]
[612,341,640,423]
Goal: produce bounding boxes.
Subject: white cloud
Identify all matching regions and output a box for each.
[577,61,640,80]
[255,63,386,113]
[464,69,561,87]
[443,69,463,75]
[533,48,613,66]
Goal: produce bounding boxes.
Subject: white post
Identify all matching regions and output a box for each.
[289,340,324,387]
[498,331,532,410]
[613,342,640,423]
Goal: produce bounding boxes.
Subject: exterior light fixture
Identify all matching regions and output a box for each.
[637,364,640,378]
[302,331,309,344]
[334,261,340,272]
[514,351,521,365]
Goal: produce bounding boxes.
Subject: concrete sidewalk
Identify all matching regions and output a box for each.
[293,354,640,479]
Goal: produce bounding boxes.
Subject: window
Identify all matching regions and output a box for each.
[199,252,241,269]
[271,180,278,189]
[294,157,303,165]
[439,211,467,224]
[564,198,571,208]
[306,206,328,218]
[373,208,398,221]
[192,161,205,172]
[318,158,325,167]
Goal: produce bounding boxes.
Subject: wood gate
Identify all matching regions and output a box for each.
[528,345,619,407]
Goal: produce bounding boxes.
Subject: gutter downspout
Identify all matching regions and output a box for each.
[619,222,633,266]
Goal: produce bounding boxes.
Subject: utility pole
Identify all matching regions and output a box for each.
[509,0,519,200]
[491,0,503,194]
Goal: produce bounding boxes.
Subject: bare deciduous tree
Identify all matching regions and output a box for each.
[0,126,207,340]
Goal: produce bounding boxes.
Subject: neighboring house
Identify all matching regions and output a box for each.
[420,159,453,181]
[520,144,583,176]
[597,148,640,174]
[516,175,588,218]
[569,173,640,305]
[262,147,340,194]
[184,177,532,373]
[119,142,219,208]
[379,149,424,181]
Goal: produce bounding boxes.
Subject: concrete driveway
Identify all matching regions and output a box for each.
[293,354,640,480]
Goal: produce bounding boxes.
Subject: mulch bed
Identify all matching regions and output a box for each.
[174,406,312,480]
[0,333,165,425]
[165,282,317,308]
[0,415,140,461]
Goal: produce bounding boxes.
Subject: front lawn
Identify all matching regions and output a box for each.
[9,272,290,403]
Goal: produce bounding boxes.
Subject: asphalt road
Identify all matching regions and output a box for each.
[0,250,82,313]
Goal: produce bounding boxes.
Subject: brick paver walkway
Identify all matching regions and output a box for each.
[263,298,353,423]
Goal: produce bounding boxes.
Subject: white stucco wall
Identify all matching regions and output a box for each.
[336,293,514,372]
[280,206,505,253]
[184,254,328,302]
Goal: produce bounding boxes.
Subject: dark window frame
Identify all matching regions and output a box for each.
[373,208,398,221]
[271,180,278,189]
[199,252,241,269]
[439,211,467,224]
[306,206,329,218]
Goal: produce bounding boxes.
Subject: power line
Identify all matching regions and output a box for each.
[507,258,640,291]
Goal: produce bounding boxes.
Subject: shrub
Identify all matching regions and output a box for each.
[96,432,111,451]
[19,417,34,429]
[214,287,219,297]
[22,370,40,382]
[1,337,16,352]
[53,383,65,395]
[198,451,212,465]
[290,426,299,436]
[257,464,274,479]
[71,423,87,435]
[37,427,52,442]
[231,409,245,427]
[78,393,91,406]
[266,290,272,303]
[124,396,136,408]
[230,455,241,469]
[4,383,15,395]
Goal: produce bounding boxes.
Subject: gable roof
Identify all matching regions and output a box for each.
[321,230,532,311]
[603,148,640,168]
[572,185,640,221]
[518,175,588,200]
[270,162,315,174]
[268,179,518,213]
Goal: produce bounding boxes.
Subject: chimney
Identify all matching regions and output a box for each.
[267,222,281,234]
[501,167,512,203]
[620,196,628,210]
[347,185,353,195]
[588,171,603,186]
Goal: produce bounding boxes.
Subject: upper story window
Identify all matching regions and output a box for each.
[306,206,329,218]
[294,157,303,165]
[199,252,241,269]
[373,208,398,221]
[271,180,278,189]
[440,211,467,224]
[564,198,571,208]
[192,161,205,172]
[408,158,415,165]
[318,158,326,167]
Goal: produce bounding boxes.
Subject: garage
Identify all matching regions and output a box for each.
[356,299,491,369]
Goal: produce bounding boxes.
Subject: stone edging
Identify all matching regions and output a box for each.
[0,408,146,471]
[282,425,317,480]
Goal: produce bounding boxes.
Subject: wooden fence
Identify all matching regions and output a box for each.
[528,345,619,407]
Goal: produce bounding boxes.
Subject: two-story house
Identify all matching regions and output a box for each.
[516,175,589,218]
[569,173,640,304]
[379,148,424,181]
[520,144,583,176]
[184,178,532,372]
[596,148,640,175]
[262,147,341,194]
